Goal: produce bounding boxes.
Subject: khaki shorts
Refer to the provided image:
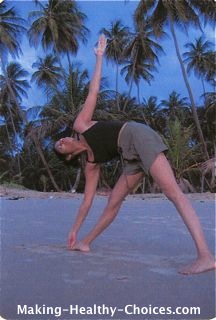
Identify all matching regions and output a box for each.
[118,122,168,175]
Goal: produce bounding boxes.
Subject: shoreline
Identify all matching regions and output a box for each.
[0,185,215,201]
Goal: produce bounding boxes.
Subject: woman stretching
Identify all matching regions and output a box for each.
[55,35,215,275]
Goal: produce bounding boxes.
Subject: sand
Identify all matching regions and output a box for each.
[0,190,215,320]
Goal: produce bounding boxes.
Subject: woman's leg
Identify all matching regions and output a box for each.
[73,171,144,252]
[150,152,216,274]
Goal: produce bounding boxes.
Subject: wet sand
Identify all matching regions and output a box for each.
[0,194,215,319]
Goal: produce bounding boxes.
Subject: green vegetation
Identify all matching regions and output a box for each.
[0,0,215,193]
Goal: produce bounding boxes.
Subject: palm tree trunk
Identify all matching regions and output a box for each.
[4,121,13,154]
[32,136,61,191]
[66,51,72,70]
[123,51,137,112]
[70,168,81,193]
[141,177,145,194]
[52,37,67,79]
[51,35,75,113]
[116,63,120,111]
[3,69,20,171]
[4,121,17,176]
[66,51,76,113]
[201,78,207,106]
[201,78,206,96]
[123,75,133,112]
[137,83,140,104]
[169,18,209,160]
[6,99,22,181]
[114,51,120,111]
[32,135,61,191]
[7,83,61,191]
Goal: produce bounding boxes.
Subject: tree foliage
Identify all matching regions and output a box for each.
[0,0,215,193]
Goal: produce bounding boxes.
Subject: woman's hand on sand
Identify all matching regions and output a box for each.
[71,241,90,252]
[94,34,107,56]
[68,230,77,249]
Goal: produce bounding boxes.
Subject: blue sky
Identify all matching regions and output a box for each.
[6,0,215,109]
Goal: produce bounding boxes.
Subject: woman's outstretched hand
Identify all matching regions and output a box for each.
[94,34,107,56]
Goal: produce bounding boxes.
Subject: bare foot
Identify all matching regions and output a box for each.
[71,241,90,252]
[179,255,216,275]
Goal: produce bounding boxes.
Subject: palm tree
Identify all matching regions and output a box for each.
[141,96,165,132]
[0,2,26,61]
[24,121,61,191]
[0,63,30,144]
[100,20,130,110]
[160,91,190,120]
[28,0,89,111]
[0,62,30,180]
[122,17,163,110]
[31,54,63,95]
[163,118,201,192]
[33,63,91,192]
[183,36,214,95]
[134,0,214,160]
[0,2,26,180]
[28,0,88,68]
[0,62,30,103]
[203,92,216,111]
[200,92,216,149]
[102,92,138,120]
[121,59,156,106]
[189,0,216,25]
[202,51,216,85]
[0,62,61,191]
[199,157,215,192]
[0,116,16,181]
[39,62,89,122]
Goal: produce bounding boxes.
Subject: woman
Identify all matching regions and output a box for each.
[55,35,215,275]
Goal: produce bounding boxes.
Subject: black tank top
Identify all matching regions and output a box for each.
[82,121,125,163]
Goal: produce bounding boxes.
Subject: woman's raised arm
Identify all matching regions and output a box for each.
[73,35,107,133]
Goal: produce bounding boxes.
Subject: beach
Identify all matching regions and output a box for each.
[0,189,215,320]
